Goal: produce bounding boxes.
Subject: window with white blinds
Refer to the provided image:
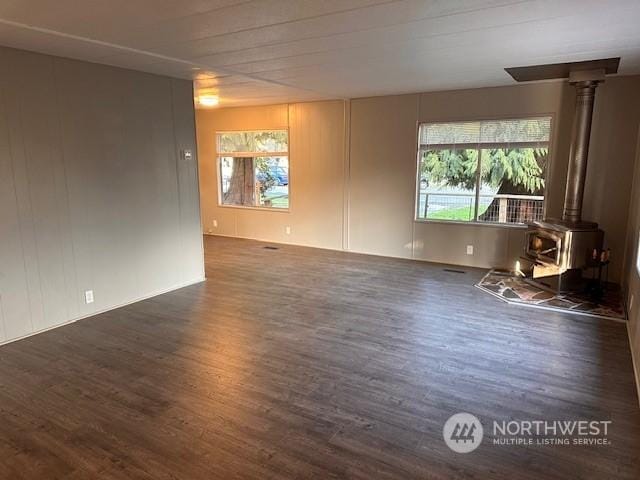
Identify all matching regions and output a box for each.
[416,117,552,225]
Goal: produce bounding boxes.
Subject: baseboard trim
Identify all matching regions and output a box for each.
[204,232,489,271]
[627,322,640,408]
[203,231,347,253]
[0,277,206,348]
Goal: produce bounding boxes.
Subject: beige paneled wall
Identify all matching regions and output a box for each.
[350,79,640,276]
[197,78,640,281]
[348,94,419,258]
[0,47,204,345]
[288,101,346,248]
[197,101,346,250]
[584,77,640,283]
[623,127,640,402]
[345,82,578,269]
[409,82,576,268]
[198,103,288,240]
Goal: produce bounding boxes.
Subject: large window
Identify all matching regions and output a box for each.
[416,117,551,225]
[217,130,289,209]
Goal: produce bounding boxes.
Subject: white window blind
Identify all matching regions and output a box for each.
[420,117,551,147]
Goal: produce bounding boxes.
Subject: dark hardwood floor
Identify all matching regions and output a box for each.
[1,235,639,479]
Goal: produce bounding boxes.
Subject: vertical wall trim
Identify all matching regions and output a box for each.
[171,79,206,281]
[2,65,37,333]
[287,102,293,215]
[17,69,49,326]
[0,49,33,335]
[188,81,206,279]
[342,100,351,251]
[411,95,420,259]
[50,56,78,319]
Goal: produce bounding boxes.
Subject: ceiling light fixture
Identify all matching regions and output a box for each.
[198,95,219,107]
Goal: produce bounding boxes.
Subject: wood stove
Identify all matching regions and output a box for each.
[516,65,613,292]
[524,221,603,291]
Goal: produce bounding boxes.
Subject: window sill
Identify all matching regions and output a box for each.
[217,204,290,213]
[414,218,528,229]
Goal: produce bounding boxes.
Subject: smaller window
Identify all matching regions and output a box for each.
[217,130,289,209]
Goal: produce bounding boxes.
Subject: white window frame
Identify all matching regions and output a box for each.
[414,115,554,228]
[636,231,640,276]
[215,129,290,212]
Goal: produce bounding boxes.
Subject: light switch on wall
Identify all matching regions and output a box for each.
[466,245,474,255]
[180,149,193,161]
[285,226,291,235]
[213,219,218,228]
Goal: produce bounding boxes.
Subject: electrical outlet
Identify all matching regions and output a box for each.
[213,219,218,228]
[85,290,94,304]
[466,245,474,255]
[285,226,291,235]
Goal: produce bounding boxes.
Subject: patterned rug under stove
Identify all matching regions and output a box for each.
[476,269,627,321]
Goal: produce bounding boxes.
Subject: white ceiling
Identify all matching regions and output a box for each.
[1,0,639,107]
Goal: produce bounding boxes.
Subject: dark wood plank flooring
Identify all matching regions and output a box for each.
[1,235,639,479]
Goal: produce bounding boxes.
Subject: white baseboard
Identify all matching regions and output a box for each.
[203,232,489,270]
[203,231,347,253]
[0,277,206,348]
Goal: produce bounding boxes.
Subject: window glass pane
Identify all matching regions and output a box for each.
[417,149,478,221]
[218,130,287,154]
[255,157,289,209]
[220,156,255,206]
[476,148,547,224]
[219,156,289,209]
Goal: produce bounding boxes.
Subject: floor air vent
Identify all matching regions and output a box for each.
[443,268,466,274]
